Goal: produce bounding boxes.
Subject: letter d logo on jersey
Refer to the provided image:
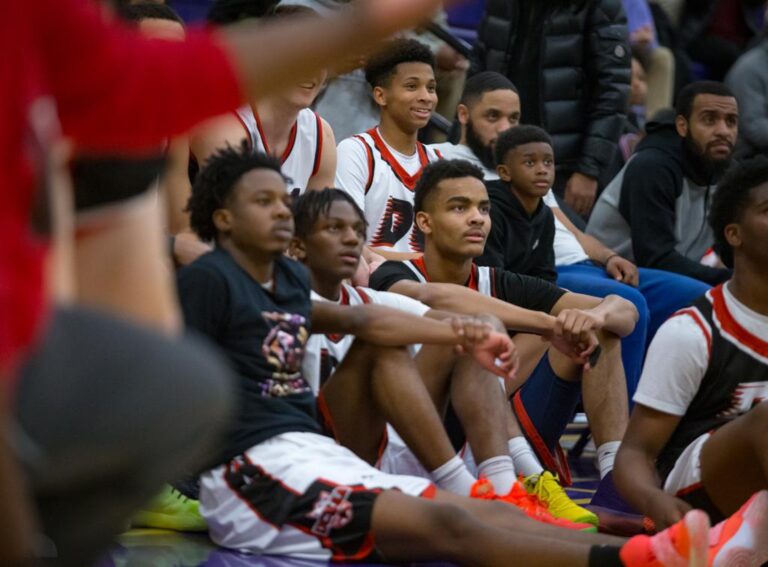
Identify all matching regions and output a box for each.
[371,197,413,247]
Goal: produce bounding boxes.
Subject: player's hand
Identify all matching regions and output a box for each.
[605,255,639,286]
[647,491,692,530]
[173,232,211,267]
[564,172,598,217]
[552,309,602,367]
[436,44,469,72]
[450,318,519,383]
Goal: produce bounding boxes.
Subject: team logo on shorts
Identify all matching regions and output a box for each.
[307,486,354,536]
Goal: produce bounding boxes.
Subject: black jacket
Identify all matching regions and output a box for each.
[476,180,557,283]
[472,0,631,181]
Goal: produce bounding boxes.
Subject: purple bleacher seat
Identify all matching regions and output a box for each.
[446,0,485,30]
[168,0,214,23]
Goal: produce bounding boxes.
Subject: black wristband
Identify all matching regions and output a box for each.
[603,253,619,266]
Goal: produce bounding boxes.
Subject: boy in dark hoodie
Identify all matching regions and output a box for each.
[477,125,558,282]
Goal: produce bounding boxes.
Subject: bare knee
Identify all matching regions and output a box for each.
[425,502,480,556]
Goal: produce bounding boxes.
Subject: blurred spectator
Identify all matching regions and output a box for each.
[679,0,765,80]
[587,81,736,285]
[622,0,675,117]
[725,7,768,159]
[206,0,278,24]
[472,0,631,219]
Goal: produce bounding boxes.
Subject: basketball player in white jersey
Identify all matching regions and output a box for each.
[335,38,442,261]
[290,187,599,527]
[370,160,637,497]
[614,157,768,536]
[190,2,336,196]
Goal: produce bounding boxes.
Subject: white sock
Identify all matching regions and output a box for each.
[430,455,477,496]
[508,436,544,477]
[477,455,516,495]
[596,441,621,479]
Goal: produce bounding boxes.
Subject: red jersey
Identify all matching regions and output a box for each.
[0,1,243,377]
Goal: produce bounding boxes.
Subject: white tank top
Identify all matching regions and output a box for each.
[350,128,442,253]
[235,106,323,197]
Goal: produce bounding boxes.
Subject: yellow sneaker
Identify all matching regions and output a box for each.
[131,484,207,532]
[523,471,599,528]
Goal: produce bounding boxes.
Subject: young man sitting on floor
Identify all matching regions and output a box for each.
[369,159,636,486]
[290,187,597,526]
[176,144,767,566]
[615,157,768,532]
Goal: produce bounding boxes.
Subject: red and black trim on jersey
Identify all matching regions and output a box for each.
[407,256,489,294]
[325,287,372,343]
[656,284,768,481]
[256,109,298,164]
[367,128,430,191]
[311,113,324,178]
[354,136,376,195]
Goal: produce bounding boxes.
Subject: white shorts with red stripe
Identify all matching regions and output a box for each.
[200,431,435,560]
[663,432,712,496]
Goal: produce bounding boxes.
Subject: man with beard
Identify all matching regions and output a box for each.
[431,71,521,179]
[587,81,736,285]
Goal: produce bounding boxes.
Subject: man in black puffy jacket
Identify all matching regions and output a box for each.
[472,0,631,219]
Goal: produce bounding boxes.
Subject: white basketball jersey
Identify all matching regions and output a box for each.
[402,257,496,297]
[303,284,429,392]
[235,106,323,196]
[347,128,442,253]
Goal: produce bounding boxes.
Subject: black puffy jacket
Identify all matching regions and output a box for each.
[471,0,631,181]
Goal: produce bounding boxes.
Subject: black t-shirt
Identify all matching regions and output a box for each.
[177,248,320,466]
[369,257,565,314]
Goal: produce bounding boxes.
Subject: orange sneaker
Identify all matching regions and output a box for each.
[620,509,709,567]
[708,490,768,567]
[470,478,597,532]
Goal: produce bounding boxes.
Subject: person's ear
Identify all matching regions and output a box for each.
[457,104,470,125]
[213,208,232,234]
[288,237,307,261]
[415,210,432,235]
[675,115,689,138]
[372,85,387,107]
[724,223,741,250]
[496,163,512,183]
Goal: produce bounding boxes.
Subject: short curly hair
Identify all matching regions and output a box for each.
[364,38,435,88]
[494,125,553,168]
[710,156,768,268]
[414,159,485,213]
[187,143,286,242]
[292,188,366,240]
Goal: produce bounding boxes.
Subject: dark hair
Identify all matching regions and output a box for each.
[460,71,518,106]
[710,156,768,268]
[675,81,735,120]
[207,0,277,24]
[118,2,183,23]
[292,188,367,239]
[494,125,554,166]
[187,143,285,242]
[414,159,485,213]
[364,38,435,88]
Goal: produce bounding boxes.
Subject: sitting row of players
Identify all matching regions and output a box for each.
[123,4,768,565]
[175,143,768,566]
